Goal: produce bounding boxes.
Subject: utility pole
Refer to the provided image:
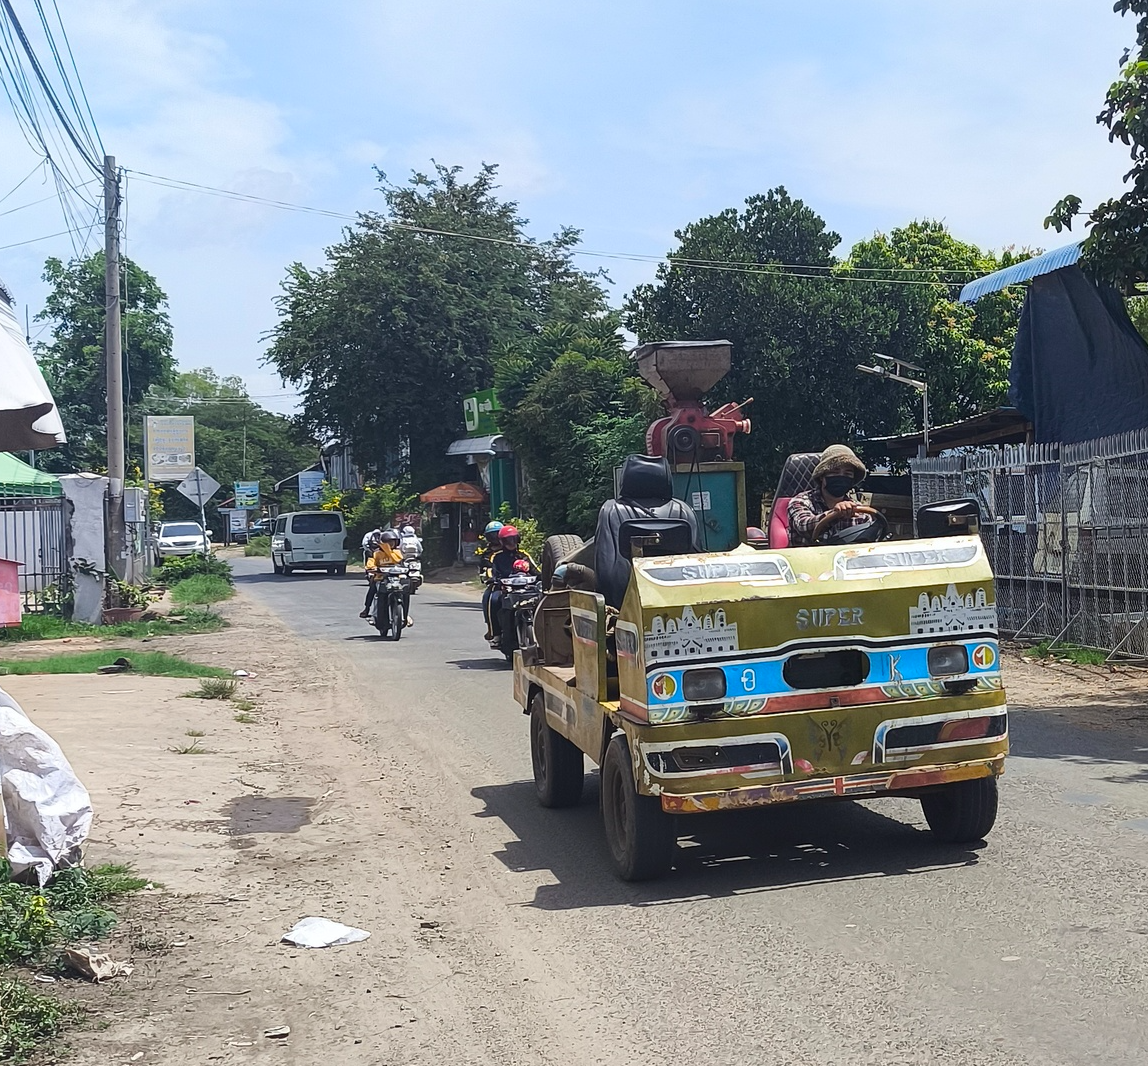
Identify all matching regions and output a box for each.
[104,154,127,580]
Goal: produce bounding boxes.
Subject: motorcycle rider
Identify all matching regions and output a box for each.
[399,523,423,560]
[479,520,505,641]
[361,526,383,565]
[487,525,539,648]
[360,529,412,626]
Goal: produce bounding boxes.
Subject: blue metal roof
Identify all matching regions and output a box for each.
[959,242,1083,303]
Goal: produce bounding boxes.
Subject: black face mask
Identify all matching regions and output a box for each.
[822,475,856,498]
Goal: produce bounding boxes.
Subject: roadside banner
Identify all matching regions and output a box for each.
[234,480,260,509]
[144,415,195,482]
[228,510,247,534]
[298,470,325,505]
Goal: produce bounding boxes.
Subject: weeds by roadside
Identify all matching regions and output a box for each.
[0,863,148,1061]
[171,574,233,607]
[169,740,209,755]
[188,677,237,700]
[0,609,226,643]
[1024,642,1109,666]
[0,650,230,678]
[243,536,271,557]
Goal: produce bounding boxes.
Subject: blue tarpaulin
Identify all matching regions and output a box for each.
[959,243,1083,303]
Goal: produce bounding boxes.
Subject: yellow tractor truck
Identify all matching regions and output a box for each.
[511,342,1007,880]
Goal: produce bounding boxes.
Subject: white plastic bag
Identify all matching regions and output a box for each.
[281,916,371,948]
[0,686,92,884]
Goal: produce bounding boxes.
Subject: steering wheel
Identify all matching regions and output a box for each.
[821,507,889,546]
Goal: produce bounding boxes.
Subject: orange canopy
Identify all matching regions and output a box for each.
[419,481,487,504]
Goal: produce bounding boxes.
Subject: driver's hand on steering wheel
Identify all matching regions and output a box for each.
[831,500,860,519]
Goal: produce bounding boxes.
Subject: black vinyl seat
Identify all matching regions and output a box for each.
[594,455,701,608]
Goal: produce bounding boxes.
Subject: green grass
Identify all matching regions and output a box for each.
[0,649,229,678]
[170,574,234,606]
[1025,641,1109,665]
[187,676,237,700]
[243,536,271,557]
[0,863,147,1061]
[0,609,226,643]
[0,977,78,1062]
[169,740,209,755]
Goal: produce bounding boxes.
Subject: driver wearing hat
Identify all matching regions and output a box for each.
[787,444,870,547]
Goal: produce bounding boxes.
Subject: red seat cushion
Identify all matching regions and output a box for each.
[769,497,791,549]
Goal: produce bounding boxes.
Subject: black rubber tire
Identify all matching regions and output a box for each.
[272,556,283,575]
[282,565,293,576]
[326,567,336,575]
[529,692,584,808]
[541,534,585,591]
[335,565,347,576]
[920,775,999,842]
[600,734,675,881]
[390,597,404,642]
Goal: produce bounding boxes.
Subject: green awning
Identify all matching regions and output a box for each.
[0,452,62,497]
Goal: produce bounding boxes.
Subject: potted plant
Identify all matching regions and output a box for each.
[103,578,153,624]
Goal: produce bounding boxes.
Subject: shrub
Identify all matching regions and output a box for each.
[496,504,546,560]
[243,536,271,557]
[170,574,233,606]
[0,976,77,1062]
[157,553,232,586]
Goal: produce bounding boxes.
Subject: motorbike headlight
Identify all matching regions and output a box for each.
[682,667,726,702]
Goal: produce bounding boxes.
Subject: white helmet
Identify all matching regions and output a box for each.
[401,525,416,536]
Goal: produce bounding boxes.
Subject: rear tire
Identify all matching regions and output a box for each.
[542,534,585,591]
[529,692,584,808]
[920,775,999,842]
[390,597,404,642]
[335,565,347,576]
[600,734,675,881]
[282,564,293,575]
[272,556,283,575]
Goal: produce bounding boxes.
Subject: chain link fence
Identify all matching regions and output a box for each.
[912,429,1148,658]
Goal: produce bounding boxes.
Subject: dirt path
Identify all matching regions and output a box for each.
[10,590,620,1066]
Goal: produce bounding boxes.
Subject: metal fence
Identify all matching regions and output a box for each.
[912,428,1148,657]
[0,492,68,612]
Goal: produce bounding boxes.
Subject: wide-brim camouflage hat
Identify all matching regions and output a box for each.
[812,444,867,481]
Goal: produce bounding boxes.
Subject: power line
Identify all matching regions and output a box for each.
[125,169,986,288]
[0,157,42,203]
[0,221,95,251]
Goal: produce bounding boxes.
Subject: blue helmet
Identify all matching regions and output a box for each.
[484,520,504,537]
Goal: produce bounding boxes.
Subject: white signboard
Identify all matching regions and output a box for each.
[145,415,195,482]
[228,510,247,534]
[298,470,325,505]
[691,491,712,511]
[176,467,221,508]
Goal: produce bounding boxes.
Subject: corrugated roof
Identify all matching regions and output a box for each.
[959,242,1083,303]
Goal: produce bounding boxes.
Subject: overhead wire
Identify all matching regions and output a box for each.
[0,157,42,203]
[125,169,986,288]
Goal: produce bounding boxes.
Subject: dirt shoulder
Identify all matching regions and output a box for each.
[8,585,597,1066]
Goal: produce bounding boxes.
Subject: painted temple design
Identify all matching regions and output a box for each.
[909,584,997,635]
[645,605,740,660]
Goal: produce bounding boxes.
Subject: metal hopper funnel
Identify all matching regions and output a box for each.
[630,340,733,404]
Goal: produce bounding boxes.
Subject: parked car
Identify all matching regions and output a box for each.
[271,511,347,575]
[248,518,272,540]
[155,521,212,560]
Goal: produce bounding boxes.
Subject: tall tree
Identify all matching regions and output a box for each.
[36,252,174,472]
[626,191,1026,505]
[134,368,317,528]
[1045,0,1148,288]
[266,163,608,492]
[495,315,655,535]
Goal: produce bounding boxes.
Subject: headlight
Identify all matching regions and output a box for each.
[927,645,969,677]
[682,667,726,702]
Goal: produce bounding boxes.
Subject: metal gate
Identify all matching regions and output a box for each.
[0,492,68,612]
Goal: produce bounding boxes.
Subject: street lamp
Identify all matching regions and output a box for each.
[857,353,930,458]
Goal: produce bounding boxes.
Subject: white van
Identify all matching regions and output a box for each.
[271,511,348,575]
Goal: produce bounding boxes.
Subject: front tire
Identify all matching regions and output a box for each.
[920,775,999,842]
[600,734,675,881]
[390,596,404,642]
[529,692,584,808]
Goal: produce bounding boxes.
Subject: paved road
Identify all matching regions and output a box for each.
[233,556,1148,1066]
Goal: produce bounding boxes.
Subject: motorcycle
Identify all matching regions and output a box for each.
[494,572,542,664]
[369,564,410,641]
[405,558,423,593]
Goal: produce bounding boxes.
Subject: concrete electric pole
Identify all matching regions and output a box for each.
[104,153,127,579]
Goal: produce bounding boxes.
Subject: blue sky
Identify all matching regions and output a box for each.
[0,0,1135,413]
